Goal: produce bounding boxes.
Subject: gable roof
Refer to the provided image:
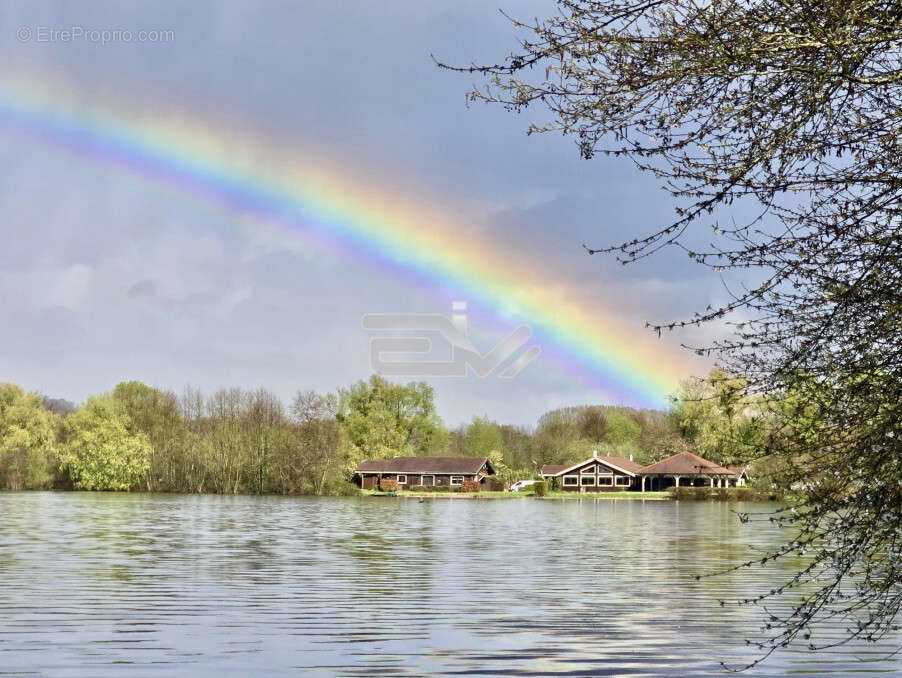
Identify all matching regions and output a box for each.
[639,451,734,476]
[601,456,644,474]
[356,456,493,475]
[541,455,643,478]
[727,465,750,478]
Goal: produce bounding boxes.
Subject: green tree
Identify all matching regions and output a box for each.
[59,396,151,491]
[244,388,284,494]
[498,424,535,471]
[602,411,641,449]
[0,384,59,490]
[283,390,351,495]
[577,407,607,443]
[204,388,250,494]
[337,376,444,460]
[533,412,582,466]
[637,411,684,464]
[112,381,184,491]
[670,369,765,466]
[176,385,211,493]
[464,416,506,472]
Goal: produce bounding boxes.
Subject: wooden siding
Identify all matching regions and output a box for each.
[358,473,482,489]
[550,458,636,492]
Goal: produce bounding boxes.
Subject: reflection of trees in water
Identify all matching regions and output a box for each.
[41,492,175,585]
[466,500,807,670]
[3,494,899,674]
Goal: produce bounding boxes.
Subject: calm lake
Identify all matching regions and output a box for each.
[1,493,899,677]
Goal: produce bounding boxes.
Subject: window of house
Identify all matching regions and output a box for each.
[615,476,630,486]
[581,476,595,486]
[422,475,435,486]
[450,476,464,486]
[397,475,407,484]
[563,476,578,486]
[581,465,597,474]
[597,475,613,486]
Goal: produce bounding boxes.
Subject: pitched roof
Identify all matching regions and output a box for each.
[356,456,492,475]
[541,455,643,477]
[603,456,644,474]
[639,451,734,476]
[540,464,569,476]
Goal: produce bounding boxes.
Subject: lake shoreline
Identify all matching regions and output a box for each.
[0,487,778,501]
[365,488,774,501]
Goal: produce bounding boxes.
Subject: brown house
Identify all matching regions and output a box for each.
[541,450,748,492]
[637,451,739,491]
[540,451,643,491]
[355,456,496,490]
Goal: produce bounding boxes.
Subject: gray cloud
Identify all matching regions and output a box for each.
[0,0,731,426]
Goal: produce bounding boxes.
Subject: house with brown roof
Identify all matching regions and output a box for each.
[540,450,748,492]
[355,456,496,490]
[637,451,741,491]
[540,451,643,491]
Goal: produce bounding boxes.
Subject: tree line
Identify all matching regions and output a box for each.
[0,370,768,494]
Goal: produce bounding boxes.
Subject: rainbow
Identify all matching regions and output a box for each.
[0,72,695,407]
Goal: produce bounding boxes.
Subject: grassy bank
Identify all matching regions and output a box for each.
[362,489,515,499]
[362,488,775,501]
[365,489,671,500]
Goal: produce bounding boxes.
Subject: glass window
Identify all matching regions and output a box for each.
[597,476,613,486]
[581,465,597,474]
[397,475,407,484]
[450,476,464,486]
[615,476,630,486]
[581,476,595,486]
[563,476,578,486]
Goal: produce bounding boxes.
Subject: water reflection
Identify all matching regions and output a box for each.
[0,493,899,676]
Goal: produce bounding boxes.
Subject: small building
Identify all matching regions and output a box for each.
[540,451,643,491]
[637,451,739,491]
[355,456,496,490]
[726,466,750,487]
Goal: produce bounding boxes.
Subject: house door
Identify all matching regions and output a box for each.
[422,475,435,486]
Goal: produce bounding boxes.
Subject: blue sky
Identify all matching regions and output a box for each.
[0,1,729,426]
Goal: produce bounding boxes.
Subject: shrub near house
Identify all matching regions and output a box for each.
[379,477,399,492]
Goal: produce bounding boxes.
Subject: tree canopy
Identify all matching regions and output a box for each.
[59,395,151,491]
[336,376,445,460]
[3,376,752,495]
[464,415,506,472]
[0,383,58,490]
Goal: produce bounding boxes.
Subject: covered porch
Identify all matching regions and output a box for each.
[640,472,736,492]
[637,451,742,492]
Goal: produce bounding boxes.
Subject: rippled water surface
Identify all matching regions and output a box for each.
[1,493,899,676]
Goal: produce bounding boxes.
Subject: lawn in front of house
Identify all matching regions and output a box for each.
[361,488,675,499]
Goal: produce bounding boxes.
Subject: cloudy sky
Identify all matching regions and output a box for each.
[0,1,731,426]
